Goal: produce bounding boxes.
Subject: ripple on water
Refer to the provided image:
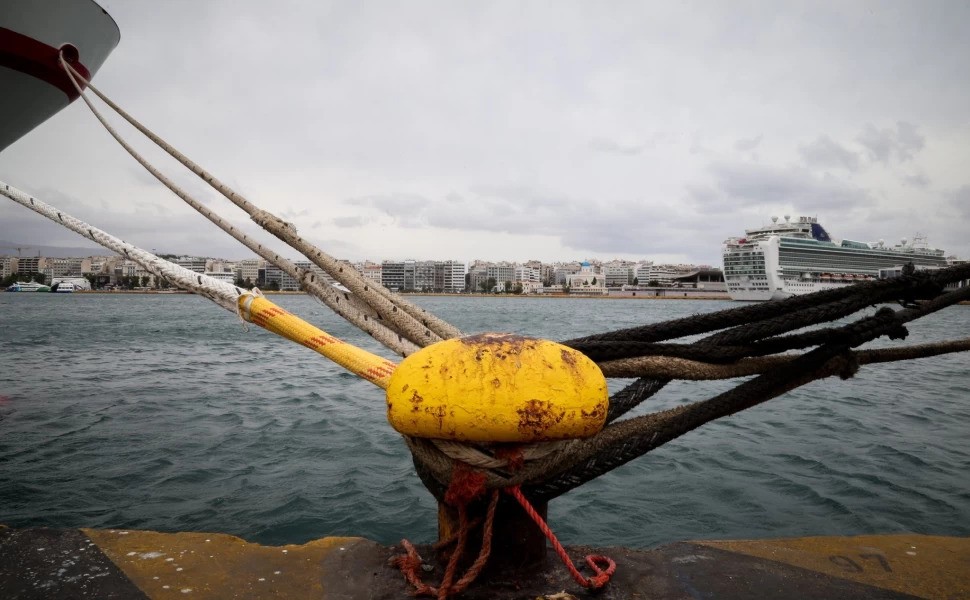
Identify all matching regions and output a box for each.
[0,294,968,547]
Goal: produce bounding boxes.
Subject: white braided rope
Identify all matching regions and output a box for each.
[59,58,420,358]
[62,61,462,346]
[0,181,242,312]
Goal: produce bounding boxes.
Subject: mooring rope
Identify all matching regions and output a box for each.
[4,58,963,599]
[0,181,404,389]
[60,60,462,346]
[598,338,970,380]
[58,56,419,358]
[0,181,242,311]
[404,267,970,500]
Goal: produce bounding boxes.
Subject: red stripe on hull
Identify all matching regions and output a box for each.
[0,26,91,100]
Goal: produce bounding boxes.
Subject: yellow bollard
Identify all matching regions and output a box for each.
[386,333,608,442]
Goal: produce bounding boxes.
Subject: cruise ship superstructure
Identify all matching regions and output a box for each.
[722,215,949,301]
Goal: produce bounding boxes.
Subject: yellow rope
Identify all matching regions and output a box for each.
[239,293,398,389]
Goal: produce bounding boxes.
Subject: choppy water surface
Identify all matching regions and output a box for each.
[1,294,968,547]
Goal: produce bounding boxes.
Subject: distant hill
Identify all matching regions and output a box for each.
[0,240,119,258]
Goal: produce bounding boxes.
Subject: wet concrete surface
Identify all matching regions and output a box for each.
[1,526,967,599]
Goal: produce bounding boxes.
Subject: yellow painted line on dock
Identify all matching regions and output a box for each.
[698,534,970,599]
[83,528,363,599]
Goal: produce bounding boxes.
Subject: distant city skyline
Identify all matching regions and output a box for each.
[2,2,968,265]
[0,239,718,267]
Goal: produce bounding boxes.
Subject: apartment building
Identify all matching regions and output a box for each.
[0,257,14,279]
[174,256,206,273]
[359,262,382,286]
[486,263,515,287]
[264,264,283,289]
[602,263,633,287]
[15,256,41,274]
[381,261,405,291]
[235,259,261,286]
[635,262,678,286]
[514,265,541,285]
[204,271,236,284]
[435,260,466,293]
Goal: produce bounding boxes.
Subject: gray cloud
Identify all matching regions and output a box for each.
[701,161,874,211]
[734,135,763,153]
[949,186,970,219]
[345,194,432,217]
[588,138,646,156]
[332,216,367,228]
[336,185,709,259]
[2,1,969,265]
[798,135,860,171]
[901,172,931,188]
[856,122,926,163]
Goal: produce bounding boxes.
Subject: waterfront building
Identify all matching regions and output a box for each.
[235,259,261,286]
[115,259,137,279]
[554,263,581,285]
[264,264,283,289]
[43,257,83,284]
[603,262,633,287]
[414,260,436,292]
[0,257,13,279]
[520,281,544,294]
[435,260,467,293]
[514,266,541,288]
[279,268,299,291]
[204,271,236,284]
[634,263,678,286]
[294,260,338,289]
[486,263,515,288]
[174,256,206,274]
[15,256,41,275]
[672,268,727,291]
[567,262,608,295]
[467,266,489,293]
[360,262,383,286]
[382,261,405,291]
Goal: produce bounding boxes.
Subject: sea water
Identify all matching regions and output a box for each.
[1,293,968,547]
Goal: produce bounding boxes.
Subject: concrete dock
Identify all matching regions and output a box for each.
[2,525,967,598]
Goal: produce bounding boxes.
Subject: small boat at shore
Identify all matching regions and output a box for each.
[5,281,50,292]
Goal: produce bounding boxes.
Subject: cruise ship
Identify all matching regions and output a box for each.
[722,215,949,301]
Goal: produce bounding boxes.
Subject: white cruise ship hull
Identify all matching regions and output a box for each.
[0,0,120,152]
[723,217,949,302]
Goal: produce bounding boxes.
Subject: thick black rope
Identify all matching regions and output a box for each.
[563,263,970,348]
[606,378,670,423]
[408,264,970,503]
[527,284,970,500]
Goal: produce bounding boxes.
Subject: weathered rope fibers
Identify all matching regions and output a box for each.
[61,60,461,346]
[59,56,420,357]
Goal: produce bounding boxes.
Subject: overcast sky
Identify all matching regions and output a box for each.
[2,0,968,266]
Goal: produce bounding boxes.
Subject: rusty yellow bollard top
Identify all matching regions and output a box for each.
[386,333,609,443]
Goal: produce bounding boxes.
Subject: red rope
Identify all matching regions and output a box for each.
[392,454,616,596]
[388,539,437,597]
[391,461,499,598]
[505,485,616,590]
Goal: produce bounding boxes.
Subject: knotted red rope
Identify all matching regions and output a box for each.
[391,453,616,596]
[505,485,616,590]
[391,461,500,598]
